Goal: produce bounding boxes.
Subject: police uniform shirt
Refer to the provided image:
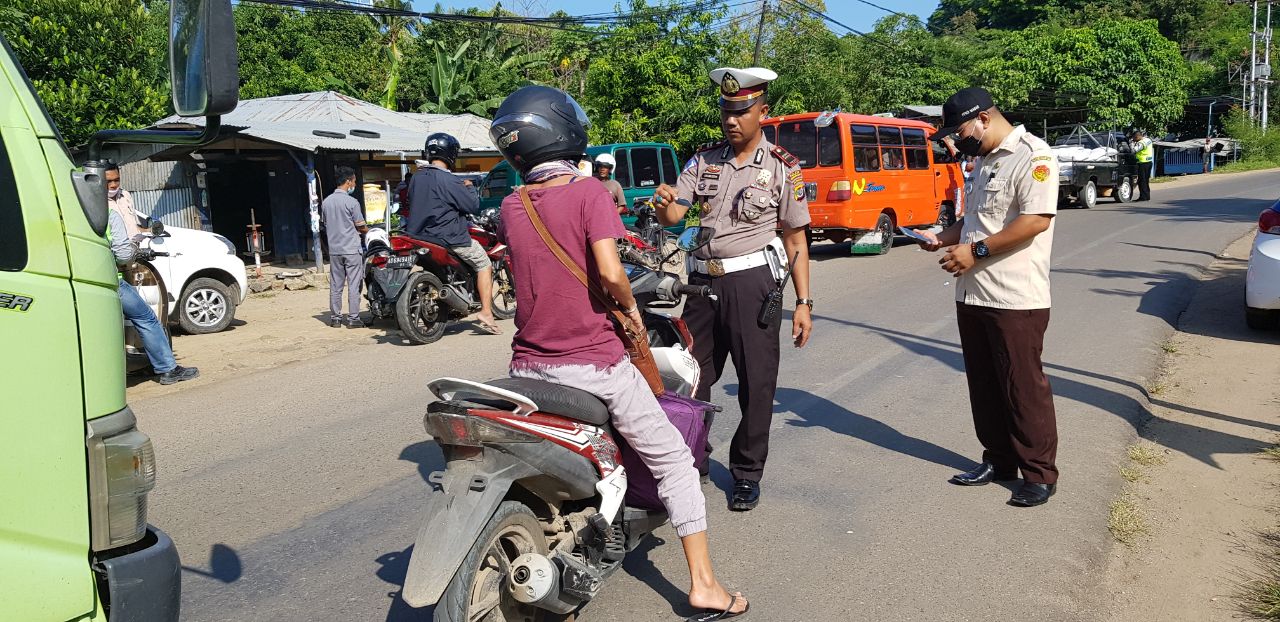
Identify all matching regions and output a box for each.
[675,137,810,259]
[958,124,1058,310]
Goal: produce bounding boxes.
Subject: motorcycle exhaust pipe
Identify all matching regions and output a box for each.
[509,553,580,614]
[435,285,472,314]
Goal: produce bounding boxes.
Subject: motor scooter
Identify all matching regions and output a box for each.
[399,227,718,622]
[124,220,172,374]
[364,207,516,344]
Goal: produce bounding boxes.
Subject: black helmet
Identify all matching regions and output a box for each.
[490,86,590,175]
[424,132,461,167]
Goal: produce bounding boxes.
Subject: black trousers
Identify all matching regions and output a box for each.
[684,265,781,483]
[1137,161,1152,200]
[955,303,1059,485]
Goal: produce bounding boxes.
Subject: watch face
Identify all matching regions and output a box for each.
[976,243,990,258]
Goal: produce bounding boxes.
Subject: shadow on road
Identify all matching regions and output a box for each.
[825,318,1272,469]
[376,544,430,622]
[1112,196,1273,223]
[181,543,243,583]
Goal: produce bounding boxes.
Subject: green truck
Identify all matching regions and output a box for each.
[0,1,238,619]
[479,142,683,228]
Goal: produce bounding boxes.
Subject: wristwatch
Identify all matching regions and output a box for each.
[971,241,991,259]
[796,298,814,310]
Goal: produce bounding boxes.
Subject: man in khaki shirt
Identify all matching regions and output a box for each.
[106,163,142,237]
[653,66,812,512]
[916,87,1060,508]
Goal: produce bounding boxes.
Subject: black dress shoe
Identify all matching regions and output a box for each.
[729,479,760,511]
[1009,482,1056,507]
[949,462,1018,486]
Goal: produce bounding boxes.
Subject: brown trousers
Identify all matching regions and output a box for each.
[956,303,1059,485]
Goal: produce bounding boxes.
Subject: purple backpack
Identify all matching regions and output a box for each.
[616,391,716,511]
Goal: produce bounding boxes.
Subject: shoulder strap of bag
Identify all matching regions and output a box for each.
[517,186,631,327]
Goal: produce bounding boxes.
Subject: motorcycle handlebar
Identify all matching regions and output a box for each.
[675,283,712,298]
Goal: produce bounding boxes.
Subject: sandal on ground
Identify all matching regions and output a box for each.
[475,319,503,335]
[684,594,749,621]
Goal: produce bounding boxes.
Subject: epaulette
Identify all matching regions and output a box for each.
[697,139,728,153]
[770,145,799,168]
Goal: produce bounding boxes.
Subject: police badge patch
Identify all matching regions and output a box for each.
[1032,164,1050,182]
[753,169,772,189]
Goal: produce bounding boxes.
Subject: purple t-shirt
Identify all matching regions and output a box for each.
[499,177,627,369]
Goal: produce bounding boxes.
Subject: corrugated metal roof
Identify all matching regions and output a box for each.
[154,91,496,153]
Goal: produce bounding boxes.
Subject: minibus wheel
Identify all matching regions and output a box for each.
[875,213,893,255]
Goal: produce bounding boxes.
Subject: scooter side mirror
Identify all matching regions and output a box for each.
[676,226,715,253]
[150,220,167,236]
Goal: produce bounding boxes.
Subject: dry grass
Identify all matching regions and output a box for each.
[1160,340,1180,354]
[1238,531,1280,620]
[1119,465,1145,483]
[1262,445,1280,462]
[1109,493,1148,545]
[1128,443,1169,468]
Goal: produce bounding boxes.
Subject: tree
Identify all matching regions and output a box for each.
[976,19,1188,132]
[369,0,421,110]
[232,3,384,102]
[0,0,170,147]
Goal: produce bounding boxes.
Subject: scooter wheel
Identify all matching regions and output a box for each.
[433,501,556,622]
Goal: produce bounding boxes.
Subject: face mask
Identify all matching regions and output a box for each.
[956,120,987,157]
[345,186,356,195]
[108,187,122,199]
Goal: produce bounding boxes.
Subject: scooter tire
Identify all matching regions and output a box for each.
[396,271,448,345]
[490,264,517,321]
[432,500,557,622]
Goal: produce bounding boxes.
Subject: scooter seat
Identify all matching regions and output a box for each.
[484,377,611,426]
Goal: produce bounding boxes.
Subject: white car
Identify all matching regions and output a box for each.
[145,222,248,334]
[1246,198,1280,330]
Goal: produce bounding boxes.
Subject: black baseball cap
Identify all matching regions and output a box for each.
[931,87,995,141]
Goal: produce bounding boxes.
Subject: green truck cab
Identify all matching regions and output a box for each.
[0,2,238,619]
[479,142,683,228]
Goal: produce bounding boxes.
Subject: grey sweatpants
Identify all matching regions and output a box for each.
[510,359,708,537]
[329,254,364,321]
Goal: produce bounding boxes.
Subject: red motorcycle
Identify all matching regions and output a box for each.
[364,209,516,344]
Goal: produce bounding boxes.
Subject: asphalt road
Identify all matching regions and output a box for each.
[138,169,1280,622]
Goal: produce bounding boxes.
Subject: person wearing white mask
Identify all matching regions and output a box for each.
[321,166,369,328]
[105,163,141,237]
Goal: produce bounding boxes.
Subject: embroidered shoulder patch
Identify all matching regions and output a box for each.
[1031,155,1053,163]
[1031,164,1050,182]
[770,145,799,168]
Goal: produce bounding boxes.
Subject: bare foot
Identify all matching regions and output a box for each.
[688,582,748,615]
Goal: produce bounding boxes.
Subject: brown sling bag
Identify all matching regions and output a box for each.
[517,186,665,396]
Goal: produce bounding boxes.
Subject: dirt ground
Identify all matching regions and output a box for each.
[1103,233,1280,620]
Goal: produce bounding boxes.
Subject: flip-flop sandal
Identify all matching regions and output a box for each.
[475,320,503,335]
[684,594,749,621]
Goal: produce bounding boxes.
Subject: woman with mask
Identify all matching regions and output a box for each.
[491,85,750,621]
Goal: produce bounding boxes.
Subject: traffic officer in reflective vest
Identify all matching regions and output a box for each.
[653,66,813,511]
[1130,129,1154,202]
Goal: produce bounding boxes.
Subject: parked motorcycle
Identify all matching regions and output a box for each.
[618,200,682,272]
[364,207,516,344]
[399,227,718,622]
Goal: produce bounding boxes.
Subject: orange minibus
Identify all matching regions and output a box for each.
[763,112,964,254]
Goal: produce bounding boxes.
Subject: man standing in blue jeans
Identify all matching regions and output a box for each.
[109,210,199,385]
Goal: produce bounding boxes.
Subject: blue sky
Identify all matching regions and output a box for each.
[417,1,941,34]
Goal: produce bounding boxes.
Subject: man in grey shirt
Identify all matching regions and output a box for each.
[322,166,369,327]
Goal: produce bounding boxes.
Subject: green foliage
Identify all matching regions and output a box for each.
[976,18,1188,131]
[1223,108,1280,163]
[369,0,421,110]
[0,0,170,147]
[233,3,384,102]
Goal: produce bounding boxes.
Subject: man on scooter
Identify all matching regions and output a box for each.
[491,85,749,621]
[405,132,502,335]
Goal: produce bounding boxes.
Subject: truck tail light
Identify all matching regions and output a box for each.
[424,411,539,446]
[87,410,156,551]
[1260,204,1280,234]
[827,180,852,202]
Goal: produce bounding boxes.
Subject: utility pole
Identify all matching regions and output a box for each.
[752,0,768,66]
[1263,1,1273,131]
[1251,0,1260,121]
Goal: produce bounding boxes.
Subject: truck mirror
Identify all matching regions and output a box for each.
[170,0,238,117]
[72,166,109,236]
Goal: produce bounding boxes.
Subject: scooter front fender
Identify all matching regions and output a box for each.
[401,450,539,608]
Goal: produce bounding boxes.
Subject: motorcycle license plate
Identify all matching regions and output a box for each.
[386,255,415,267]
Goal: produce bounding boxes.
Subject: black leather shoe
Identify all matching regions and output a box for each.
[949,462,1018,486]
[729,479,760,511]
[1009,482,1056,507]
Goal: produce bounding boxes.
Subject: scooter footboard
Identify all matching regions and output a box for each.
[401,453,539,608]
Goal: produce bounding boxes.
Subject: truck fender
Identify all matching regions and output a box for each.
[400,454,539,608]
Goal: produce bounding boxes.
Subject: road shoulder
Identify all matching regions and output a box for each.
[1102,232,1280,620]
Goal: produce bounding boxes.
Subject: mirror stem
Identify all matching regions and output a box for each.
[86,116,222,163]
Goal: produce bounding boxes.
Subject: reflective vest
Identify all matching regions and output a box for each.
[1135,137,1154,163]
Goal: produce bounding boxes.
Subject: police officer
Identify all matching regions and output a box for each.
[652,66,813,512]
[1130,129,1154,202]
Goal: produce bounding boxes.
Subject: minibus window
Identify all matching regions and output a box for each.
[818,124,842,167]
[879,127,904,170]
[660,148,678,184]
[903,128,929,170]
[615,149,632,188]
[763,125,777,144]
[932,140,957,164]
[850,124,879,172]
[631,147,661,188]
[0,132,26,271]
[776,121,817,168]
